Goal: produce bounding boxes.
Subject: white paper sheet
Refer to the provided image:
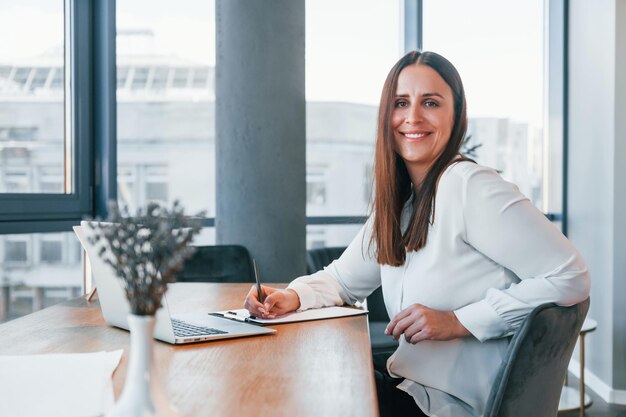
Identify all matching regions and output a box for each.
[218,306,368,325]
[0,349,123,417]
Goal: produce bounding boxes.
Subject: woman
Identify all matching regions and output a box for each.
[244,51,590,417]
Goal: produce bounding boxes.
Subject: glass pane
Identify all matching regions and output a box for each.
[0,1,66,194]
[192,227,216,246]
[0,232,83,323]
[305,0,403,218]
[306,224,364,250]
[116,2,215,216]
[423,0,546,210]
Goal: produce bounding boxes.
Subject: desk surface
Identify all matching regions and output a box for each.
[0,283,378,417]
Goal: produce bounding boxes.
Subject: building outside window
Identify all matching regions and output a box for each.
[3,170,31,193]
[29,67,50,90]
[4,237,29,266]
[117,165,136,210]
[306,165,328,207]
[117,66,129,89]
[151,67,169,90]
[0,232,82,322]
[305,0,402,248]
[38,166,63,193]
[0,1,65,195]
[40,239,62,264]
[192,68,209,88]
[131,67,150,90]
[144,164,169,205]
[49,67,63,89]
[0,127,38,141]
[116,1,216,218]
[423,0,549,213]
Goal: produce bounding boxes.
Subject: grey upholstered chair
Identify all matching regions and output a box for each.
[177,245,254,283]
[484,298,590,417]
[306,246,399,370]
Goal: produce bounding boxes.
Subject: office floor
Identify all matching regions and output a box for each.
[561,374,626,417]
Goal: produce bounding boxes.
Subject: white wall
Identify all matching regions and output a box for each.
[569,0,626,400]
[612,0,626,391]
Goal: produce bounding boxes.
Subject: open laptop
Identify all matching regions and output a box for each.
[74,222,275,344]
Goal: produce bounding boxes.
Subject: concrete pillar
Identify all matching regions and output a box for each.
[215,0,306,282]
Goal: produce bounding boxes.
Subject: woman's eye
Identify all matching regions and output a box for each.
[395,100,408,108]
[424,100,439,108]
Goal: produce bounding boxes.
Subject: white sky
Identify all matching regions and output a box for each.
[0,1,64,60]
[422,0,544,128]
[0,0,543,127]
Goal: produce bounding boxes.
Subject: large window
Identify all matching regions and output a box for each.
[0,1,91,322]
[116,1,216,217]
[0,1,65,194]
[0,0,92,224]
[305,0,403,248]
[422,0,549,211]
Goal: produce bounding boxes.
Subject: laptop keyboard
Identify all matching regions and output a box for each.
[171,318,228,338]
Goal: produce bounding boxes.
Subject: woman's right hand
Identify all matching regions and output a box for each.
[244,285,301,319]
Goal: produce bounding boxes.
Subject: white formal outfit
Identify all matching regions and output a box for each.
[287,161,590,417]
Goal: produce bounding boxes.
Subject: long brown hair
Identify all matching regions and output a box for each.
[371,51,472,266]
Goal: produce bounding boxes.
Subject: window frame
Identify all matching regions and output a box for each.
[0,0,93,233]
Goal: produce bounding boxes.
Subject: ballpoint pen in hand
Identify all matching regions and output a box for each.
[253,259,264,304]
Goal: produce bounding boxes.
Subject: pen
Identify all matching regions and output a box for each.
[253,259,264,304]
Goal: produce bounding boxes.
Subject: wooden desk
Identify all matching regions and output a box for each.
[0,283,378,417]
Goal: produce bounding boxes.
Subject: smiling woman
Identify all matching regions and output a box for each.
[244,50,590,417]
[373,51,472,266]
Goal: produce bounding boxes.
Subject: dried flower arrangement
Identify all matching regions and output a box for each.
[88,201,204,316]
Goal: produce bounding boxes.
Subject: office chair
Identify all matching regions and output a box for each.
[484,298,590,417]
[177,245,255,283]
[306,246,399,370]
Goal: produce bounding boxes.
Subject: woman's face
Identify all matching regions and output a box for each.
[391,63,455,180]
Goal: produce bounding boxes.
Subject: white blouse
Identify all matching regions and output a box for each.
[287,161,590,417]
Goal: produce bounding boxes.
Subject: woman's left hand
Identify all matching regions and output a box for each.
[386,304,471,344]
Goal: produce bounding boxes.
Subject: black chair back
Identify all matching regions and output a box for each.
[177,245,254,283]
[484,298,590,417]
[306,247,346,275]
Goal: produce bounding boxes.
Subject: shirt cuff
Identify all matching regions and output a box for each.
[286,281,317,311]
[454,299,511,342]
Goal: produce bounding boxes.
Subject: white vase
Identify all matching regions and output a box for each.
[105,314,181,417]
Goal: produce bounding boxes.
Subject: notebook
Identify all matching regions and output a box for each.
[74,222,275,344]
[211,305,368,325]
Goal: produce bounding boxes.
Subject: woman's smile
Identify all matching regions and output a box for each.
[399,130,431,140]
